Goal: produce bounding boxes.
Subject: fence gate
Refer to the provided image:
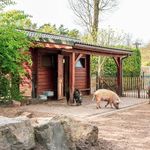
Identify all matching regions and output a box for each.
[98,75,150,99]
[123,75,150,98]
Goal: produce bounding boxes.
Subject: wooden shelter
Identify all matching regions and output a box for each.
[23,30,132,102]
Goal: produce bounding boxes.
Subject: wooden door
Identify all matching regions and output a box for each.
[57,54,64,99]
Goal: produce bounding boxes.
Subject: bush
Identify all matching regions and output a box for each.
[0,25,31,102]
[102,48,141,77]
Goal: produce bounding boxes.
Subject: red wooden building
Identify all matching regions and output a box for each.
[23,30,132,102]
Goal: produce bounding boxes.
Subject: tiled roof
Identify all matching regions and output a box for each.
[19,29,81,45]
[19,29,132,55]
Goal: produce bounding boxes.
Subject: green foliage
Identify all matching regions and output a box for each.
[0,10,37,29]
[0,0,14,11]
[0,25,31,101]
[38,23,80,38]
[67,29,79,38]
[82,34,95,44]
[123,48,141,77]
[141,44,150,66]
[0,76,11,101]
[38,23,58,34]
[0,25,30,74]
[145,62,150,66]
[57,24,79,38]
[102,48,141,77]
[103,57,117,77]
[10,74,23,101]
[91,56,98,75]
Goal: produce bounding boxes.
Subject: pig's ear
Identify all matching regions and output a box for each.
[117,98,121,102]
[116,98,120,103]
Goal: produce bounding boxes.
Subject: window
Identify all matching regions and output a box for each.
[76,58,86,68]
[42,55,54,67]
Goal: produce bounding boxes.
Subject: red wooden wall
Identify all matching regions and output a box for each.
[75,55,90,94]
[31,49,91,97]
[32,48,55,96]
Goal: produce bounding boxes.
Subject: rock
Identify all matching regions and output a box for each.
[12,100,21,107]
[0,116,35,150]
[52,116,99,150]
[32,117,70,150]
[21,99,31,106]
[0,115,101,150]
[20,112,33,118]
[32,116,99,150]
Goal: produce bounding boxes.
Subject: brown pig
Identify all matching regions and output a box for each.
[92,89,120,109]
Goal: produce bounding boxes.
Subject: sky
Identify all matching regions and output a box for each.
[6,0,150,45]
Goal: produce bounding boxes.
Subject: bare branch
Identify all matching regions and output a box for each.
[68,0,118,41]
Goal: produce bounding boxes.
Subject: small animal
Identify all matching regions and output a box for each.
[73,88,82,106]
[92,89,120,109]
[147,87,150,104]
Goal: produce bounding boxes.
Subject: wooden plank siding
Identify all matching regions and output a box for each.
[36,49,55,95]
[75,55,90,94]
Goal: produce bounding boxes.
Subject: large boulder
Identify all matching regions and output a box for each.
[0,116,35,150]
[32,116,99,150]
[32,117,70,150]
[53,116,99,150]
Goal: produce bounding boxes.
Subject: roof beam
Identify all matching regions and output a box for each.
[72,49,127,57]
[33,42,72,50]
[75,54,83,64]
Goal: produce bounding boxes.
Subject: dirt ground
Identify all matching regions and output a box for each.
[89,104,150,150]
[0,97,150,150]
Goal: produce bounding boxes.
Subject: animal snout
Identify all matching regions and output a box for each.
[114,102,119,109]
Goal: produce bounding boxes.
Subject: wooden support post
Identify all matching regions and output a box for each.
[75,54,83,64]
[114,57,123,96]
[69,52,75,103]
[117,57,123,96]
[88,55,91,94]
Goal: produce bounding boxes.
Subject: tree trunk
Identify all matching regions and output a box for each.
[92,0,100,43]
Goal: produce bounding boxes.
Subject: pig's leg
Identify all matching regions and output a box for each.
[109,101,113,108]
[105,100,109,108]
[96,96,101,109]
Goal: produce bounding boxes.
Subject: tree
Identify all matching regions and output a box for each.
[38,23,58,34]
[69,0,118,42]
[83,27,131,76]
[102,47,141,77]
[67,29,80,38]
[38,23,80,38]
[0,25,31,101]
[0,10,37,29]
[69,0,118,82]
[123,48,141,77]
[0,0,14,11]
[98,28,133,47]
[0,0,32,102]
[141,42,150,66]
[58,24,69,35]
[57,24,80,38]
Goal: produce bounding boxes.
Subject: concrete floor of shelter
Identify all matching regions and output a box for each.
[21,95,149,120]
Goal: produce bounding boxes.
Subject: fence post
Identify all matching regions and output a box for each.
[96,72,99,90]
[147,82,150,103]
[138,76,141,98]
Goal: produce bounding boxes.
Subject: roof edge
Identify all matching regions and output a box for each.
[74,42,133,54]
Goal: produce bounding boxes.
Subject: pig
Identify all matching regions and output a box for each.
[92,89,120,109]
